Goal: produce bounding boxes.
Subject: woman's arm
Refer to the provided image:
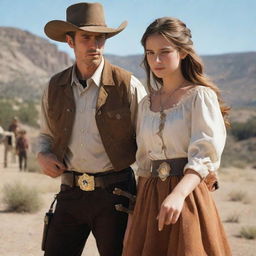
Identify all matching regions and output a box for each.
[157,169,201,231]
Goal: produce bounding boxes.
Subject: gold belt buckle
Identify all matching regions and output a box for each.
[78,173,95,191]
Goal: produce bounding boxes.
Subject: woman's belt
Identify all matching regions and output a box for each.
[151,158,188,181]
[151,157,219,191]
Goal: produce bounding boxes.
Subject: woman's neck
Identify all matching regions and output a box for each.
[162,76,186,93]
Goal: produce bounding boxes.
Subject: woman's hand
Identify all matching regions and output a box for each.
[157,169,201,231]
[157,191,185,231]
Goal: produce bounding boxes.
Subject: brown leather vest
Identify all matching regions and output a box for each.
[47,60,137,171]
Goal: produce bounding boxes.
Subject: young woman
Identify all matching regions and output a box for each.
[123,17,232,256]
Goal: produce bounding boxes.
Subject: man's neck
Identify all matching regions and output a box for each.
[76,58,103,80]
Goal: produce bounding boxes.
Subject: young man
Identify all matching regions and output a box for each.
[37,2,146,256]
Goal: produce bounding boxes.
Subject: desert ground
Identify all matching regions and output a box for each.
[0,142,255,256]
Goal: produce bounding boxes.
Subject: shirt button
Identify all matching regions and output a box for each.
[66,108,70,112]
[98,110,102,115]
[116,114,121,119]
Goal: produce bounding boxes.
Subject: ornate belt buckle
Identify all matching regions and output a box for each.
[157,162,171,181]
[78,173,95,191]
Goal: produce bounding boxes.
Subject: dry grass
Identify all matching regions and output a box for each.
[2,183,41,213]
[239,226,256,240]
[228,190,251,204]
[225,213,240,223]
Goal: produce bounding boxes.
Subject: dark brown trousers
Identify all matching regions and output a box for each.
[44,168,136,256]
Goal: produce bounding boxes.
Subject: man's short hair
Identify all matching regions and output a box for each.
[66,31,76,40]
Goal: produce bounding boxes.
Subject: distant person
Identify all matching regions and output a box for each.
[37,2,146,256]
[123,17,232,256]
[0,120,4,143]
[4,116,20,168]
[8,116,20,137]
[16,129,29,171]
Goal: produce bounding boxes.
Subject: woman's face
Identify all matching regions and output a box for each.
[145,33,183,80]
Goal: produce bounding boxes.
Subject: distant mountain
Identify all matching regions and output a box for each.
[0,27,73,99]
[106,53,256,107]
[0,27,255,107]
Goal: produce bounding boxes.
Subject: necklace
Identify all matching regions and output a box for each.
[151,80,189,112]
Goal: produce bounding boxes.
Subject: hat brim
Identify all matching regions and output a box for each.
[44,20,127,42]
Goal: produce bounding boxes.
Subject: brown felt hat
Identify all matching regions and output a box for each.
[44,2,127,42]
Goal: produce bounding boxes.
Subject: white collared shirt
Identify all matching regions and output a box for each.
[37,58,147,173]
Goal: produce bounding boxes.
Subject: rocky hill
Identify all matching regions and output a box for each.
[0,27,256,107]
[0,27,73,99]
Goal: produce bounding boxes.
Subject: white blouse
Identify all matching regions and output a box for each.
[136,86,226,179]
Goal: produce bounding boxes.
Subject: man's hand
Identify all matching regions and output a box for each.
[37,152,66,178]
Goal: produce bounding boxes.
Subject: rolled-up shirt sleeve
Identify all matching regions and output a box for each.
[35,85,54,155]
[184,87,226,178]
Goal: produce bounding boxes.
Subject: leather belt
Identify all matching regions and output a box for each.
[61,169,131,191]
[151,158,219,191]
[151,158,188,181]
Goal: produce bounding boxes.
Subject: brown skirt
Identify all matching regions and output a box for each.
[123,176,232,256]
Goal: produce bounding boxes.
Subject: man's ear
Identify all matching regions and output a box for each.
[66,35,74,48]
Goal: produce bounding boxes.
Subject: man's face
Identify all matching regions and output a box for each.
[66,31,106,68]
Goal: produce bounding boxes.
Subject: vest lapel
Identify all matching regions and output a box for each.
[96,60,115,111]
[96,86,108,111]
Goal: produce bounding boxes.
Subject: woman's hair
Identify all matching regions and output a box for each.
[141,17,230,125]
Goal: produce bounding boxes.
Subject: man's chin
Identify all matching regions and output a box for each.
[85,58,101,67]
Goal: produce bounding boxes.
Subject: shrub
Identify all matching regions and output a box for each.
[0,98,39,129]
[225,213,240,223]
[239,226,256,240]
[231,117,256,141]
[228,190,250,203]
[2,183,41,213]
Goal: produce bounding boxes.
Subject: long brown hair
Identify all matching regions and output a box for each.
[141,17,230,125]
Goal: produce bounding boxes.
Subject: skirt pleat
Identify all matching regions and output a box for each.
[123,176,232,256]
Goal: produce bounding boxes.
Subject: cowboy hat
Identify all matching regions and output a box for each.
[44,2,127,42]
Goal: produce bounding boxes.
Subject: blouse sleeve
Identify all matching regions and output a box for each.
[184,87,226,178]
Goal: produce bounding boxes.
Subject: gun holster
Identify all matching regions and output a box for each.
[113,188,136,214]
[41,195,57,251]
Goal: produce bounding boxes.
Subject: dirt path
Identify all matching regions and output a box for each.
[0,144,99,256]
[0,144,256,255]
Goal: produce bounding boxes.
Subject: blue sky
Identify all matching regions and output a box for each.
[0,0,255,57]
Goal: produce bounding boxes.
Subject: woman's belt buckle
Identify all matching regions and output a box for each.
[78,173,95,191]
[157,162,171,181]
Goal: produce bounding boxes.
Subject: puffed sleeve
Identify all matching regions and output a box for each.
[184,87,226,178]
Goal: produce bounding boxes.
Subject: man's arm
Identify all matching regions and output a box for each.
[37,86,66,177]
